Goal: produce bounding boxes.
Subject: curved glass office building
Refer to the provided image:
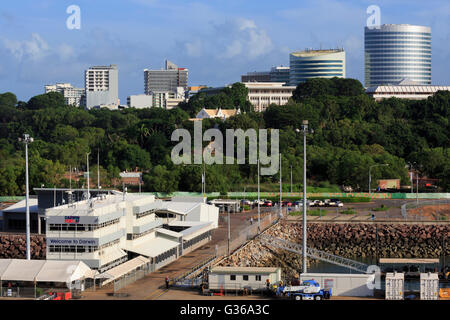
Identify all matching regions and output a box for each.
[365,24,431,87]
[289,49,346,86]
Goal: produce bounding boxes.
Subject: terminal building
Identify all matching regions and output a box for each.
[44,193,218,273]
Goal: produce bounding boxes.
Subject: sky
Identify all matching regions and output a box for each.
[0,0,449,103]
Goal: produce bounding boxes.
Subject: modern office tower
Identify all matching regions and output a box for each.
[144,60,188,94]
[85,64,119,109]
[364,24,431,87]
[289,49,346,86]
[45,83,85,107]
[241,66,290,84]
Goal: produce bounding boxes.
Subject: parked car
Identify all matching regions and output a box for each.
[282,201,293,207]
[241,199,252,206]
[263,200,273,207]
[310,200,324,207]
[329,198,344,207]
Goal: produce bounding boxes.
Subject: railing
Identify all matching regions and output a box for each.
[173,255,217,286]
[258,234,370,274]
[403,199,449,221]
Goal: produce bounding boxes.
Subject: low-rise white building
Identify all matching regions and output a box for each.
[127,94,153,108]
[45,194,218,273]
[194,107,240,121]
[244,82,295,112]
[208,267,282,291]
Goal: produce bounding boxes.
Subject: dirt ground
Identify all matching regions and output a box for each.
[408,204,450,220]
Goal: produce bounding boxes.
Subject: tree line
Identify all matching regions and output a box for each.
[0,79,448,195]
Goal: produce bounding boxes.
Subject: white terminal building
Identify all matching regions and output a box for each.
[45,193,218,273]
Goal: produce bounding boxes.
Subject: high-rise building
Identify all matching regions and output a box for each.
[289,49,346,86]
[45,83,85,107]
[144,60,188,94]
[241,66,290,84]
[364,24,431,87]
[85,64,119,109]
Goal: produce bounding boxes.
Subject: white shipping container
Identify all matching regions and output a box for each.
[420,273,439,300]
[385,272,404,300]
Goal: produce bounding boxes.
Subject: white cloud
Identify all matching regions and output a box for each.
[185,39,203,57]
[184,18,273,61]
[57,43,76,61]
[2,33,49,61]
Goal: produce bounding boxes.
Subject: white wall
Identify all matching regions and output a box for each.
[300,273,375,297]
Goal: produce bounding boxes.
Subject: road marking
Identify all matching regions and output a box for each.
[145,287,169,300]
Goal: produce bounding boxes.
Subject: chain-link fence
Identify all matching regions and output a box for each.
[216,212,278,258]
[1,285,70,299]
[112,263,154,293]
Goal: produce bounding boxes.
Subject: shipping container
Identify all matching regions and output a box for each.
[385,272,404,300]
[420,273,439,300]
[299,273,375,297]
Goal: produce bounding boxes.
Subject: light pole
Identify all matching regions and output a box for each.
[279,153,282,219]
[19,134,33,260]
[86,152,91,202]
[290,165,293,194]
[296,120,313,274]
[369,164,389,199]
[257,157,260,233]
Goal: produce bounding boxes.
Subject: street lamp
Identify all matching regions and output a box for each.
[19,134,33,260]
[369,164,389,199]
[296,120,313,274]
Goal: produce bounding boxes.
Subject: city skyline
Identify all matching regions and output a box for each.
[0,0,449,103]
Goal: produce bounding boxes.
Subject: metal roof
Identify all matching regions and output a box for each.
[379,258,440,264]
[125,237,179,258]
[210,267,281,274]
[1,199,38,214]
[0,259,96,282]
[366,85,450,94]
[101,256,149,285]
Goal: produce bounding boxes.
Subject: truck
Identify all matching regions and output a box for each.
[276,280,332,300]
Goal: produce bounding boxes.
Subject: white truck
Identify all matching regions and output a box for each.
[276,280,332,300]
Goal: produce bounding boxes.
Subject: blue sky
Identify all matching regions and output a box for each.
[0,0,449,102]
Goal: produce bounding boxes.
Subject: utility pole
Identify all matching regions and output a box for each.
[257,158,260,233]
[19,134,33,260]
[227,205,230,256]
[416,171,419,205]
[296,120,313,274]
[86,153,91,202]
[290,165,293,194]
[279,153,282,219]
[97,149,100,190]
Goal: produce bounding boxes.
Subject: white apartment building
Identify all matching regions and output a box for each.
[45,83,85,107]
[152,87,186,109]
[85,65,119,109]
[244,82,296,112]
[46,194,218,273]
